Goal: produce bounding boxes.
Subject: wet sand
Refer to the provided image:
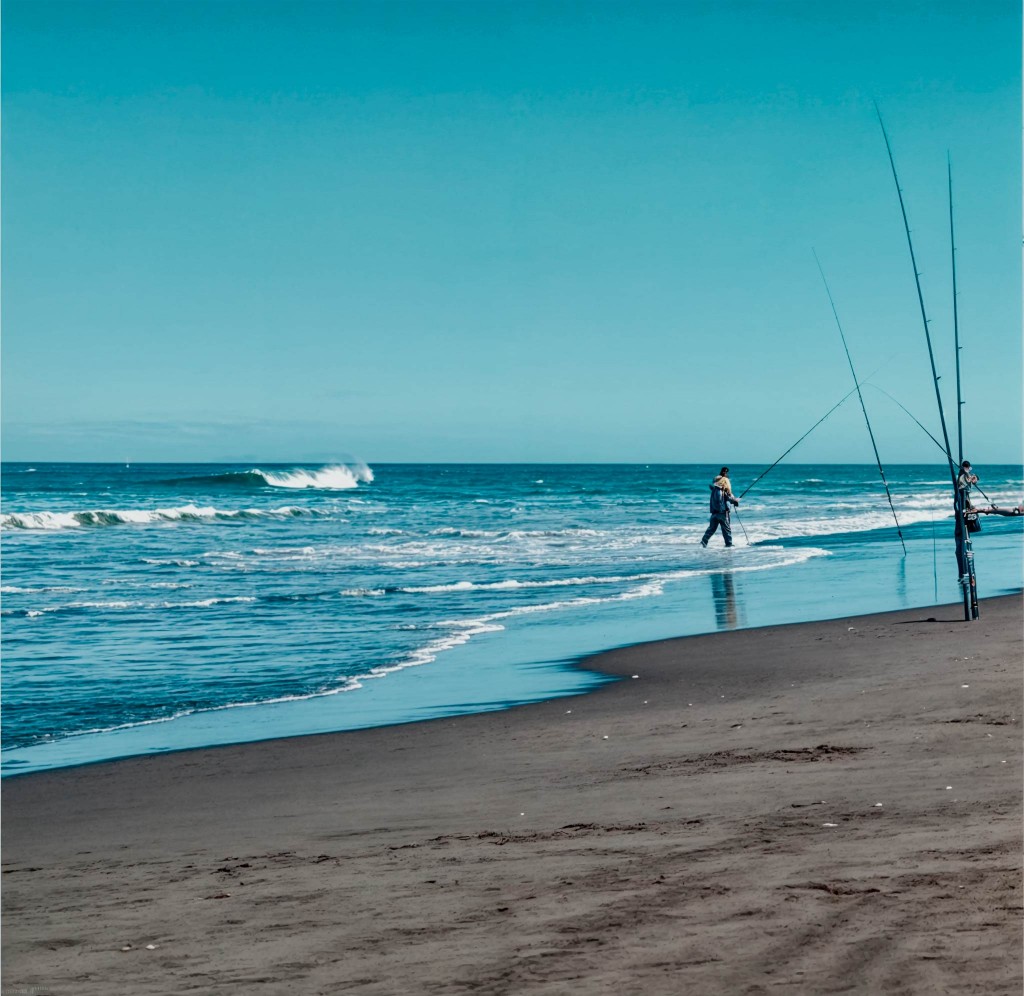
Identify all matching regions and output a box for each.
[3,595,1022,994]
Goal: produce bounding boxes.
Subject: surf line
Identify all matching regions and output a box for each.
[812,248,906,555]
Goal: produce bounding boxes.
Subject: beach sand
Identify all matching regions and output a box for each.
[3,595,1022,994]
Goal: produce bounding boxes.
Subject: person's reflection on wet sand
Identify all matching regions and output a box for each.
[710,570,743,630]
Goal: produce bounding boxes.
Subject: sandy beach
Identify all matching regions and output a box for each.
[3,595,1021,994]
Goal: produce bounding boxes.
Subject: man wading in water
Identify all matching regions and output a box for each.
[701,467,740,548]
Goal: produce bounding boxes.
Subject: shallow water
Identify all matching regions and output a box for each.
[3,462,1021,774]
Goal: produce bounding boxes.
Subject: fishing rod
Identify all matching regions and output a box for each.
[737,382,861,500]
[733,508,750,544]
[947,155,978,618]
[813,249,906,554]
[949,154,965,469]
[875,105,975,616]
[875,105,958,490]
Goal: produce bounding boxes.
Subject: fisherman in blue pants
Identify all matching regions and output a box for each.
[701,467,740,548]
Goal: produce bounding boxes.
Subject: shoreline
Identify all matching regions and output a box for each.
[6,565,1022,777]
[4,595,1022,993]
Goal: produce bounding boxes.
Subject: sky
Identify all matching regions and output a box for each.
[2,0,1020,464]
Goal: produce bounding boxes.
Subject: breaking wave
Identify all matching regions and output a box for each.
[173,464,374,490]
[0,505,322,531]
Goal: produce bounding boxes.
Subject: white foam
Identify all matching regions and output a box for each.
[6,595,258,616]
[256,464,374,490]
[1,585,85,594]
[1,504,318,531]
[748,507,949,543]
[186,596,258,608]
[401,575,636,594]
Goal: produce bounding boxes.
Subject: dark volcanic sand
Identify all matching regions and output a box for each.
[3,596,1022,994]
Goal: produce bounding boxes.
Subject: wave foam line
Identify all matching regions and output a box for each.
[1,585,86,594]
[746,507,952,543]
[178,463,374,490]
[1,504,322,531]
[257,464,374,489]
[18,620,493,746]
[400,574,639,594]
[3,596,257,617]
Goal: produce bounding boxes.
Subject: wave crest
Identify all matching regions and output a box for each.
[260,464,373,489]
[0,504,319,531]
[176,464,374,490]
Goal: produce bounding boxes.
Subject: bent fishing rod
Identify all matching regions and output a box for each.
[813,249,906,554]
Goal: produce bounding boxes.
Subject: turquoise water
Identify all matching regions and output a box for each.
[2,462,1021,775]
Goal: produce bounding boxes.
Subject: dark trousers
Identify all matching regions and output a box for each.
[702,512,732,547]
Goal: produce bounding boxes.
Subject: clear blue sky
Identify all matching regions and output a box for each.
[3,0,1020,464]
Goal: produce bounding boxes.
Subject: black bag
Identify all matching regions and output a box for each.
[965,512,981,533]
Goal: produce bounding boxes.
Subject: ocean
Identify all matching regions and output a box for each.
[2,461,1021,776]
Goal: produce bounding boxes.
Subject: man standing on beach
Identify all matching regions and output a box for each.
[957,460,978,508]
[954,459,979,579]
[701,467,740,548]
[956,461,1022,518]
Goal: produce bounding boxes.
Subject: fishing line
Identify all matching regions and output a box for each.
[866,385,950,465]
[813,248,906,554]
[738,376,876,501]
[866,387,1016,519]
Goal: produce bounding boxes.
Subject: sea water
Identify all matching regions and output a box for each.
[2,462,1021,775]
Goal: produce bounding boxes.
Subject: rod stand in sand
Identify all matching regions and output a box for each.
[954,497,979,621]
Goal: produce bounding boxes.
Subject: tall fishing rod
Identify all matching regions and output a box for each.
[946,155,978,618]
[949,155,965,469]
[875,106,977,616]
[738,382,860,500]
[813,249,906,554]
[875,105,958,491]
